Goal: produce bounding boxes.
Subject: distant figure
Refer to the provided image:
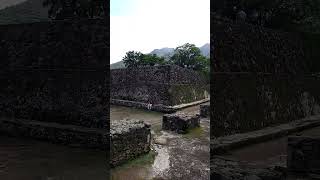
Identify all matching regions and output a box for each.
[147,103,152,110]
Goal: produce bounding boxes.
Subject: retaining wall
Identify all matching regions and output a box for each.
[0,19,109,149]
[211,18,320,137]
[111,65,209,110]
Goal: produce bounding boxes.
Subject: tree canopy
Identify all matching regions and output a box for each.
[122,51,165,68]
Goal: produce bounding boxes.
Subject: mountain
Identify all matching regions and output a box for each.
[110,61,125,69]
[200,43,210,57]
[111,43,210,69]
[149,47,174,60]
[0,0,49,25]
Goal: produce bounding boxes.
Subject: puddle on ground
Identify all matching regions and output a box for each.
[151,145,170,177]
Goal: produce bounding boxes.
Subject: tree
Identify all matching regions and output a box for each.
[122,51,166,68]
[170,43,208,71]
[42,0,106,20]
[122,51,144,68]
[140,54,166,67]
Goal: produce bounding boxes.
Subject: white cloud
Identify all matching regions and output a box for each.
[110,0,210,63]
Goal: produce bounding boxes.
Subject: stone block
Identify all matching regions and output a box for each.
[110,119,151,167]
[162,113,200,134]
[287,136,320,174]
[200,104,210,117]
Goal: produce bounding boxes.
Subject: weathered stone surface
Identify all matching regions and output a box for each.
[110,119,151,167]
[0,19,109,129]
[211,115,320,155]
[0,118,108,150]
[287,136,320,174]
[211,156,284,180]
[111,65,209,110]
[212,17,306,73]
[200,104,210,117]
[162,112,200,134]
[211,72,320,137]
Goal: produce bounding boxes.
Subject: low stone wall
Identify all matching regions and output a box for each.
[0,118,108,149]
[111,65,209,109]
[211,73,320,137]
[110,120,151,167]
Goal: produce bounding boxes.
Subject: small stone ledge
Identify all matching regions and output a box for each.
[162,112,200,134]
[200,104,210,117]
[111,98,210,113]
[211,115,320,155]
[0,118,108,149]
[110,119,151,167]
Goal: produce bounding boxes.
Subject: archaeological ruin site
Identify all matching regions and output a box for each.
[211,16,320,180]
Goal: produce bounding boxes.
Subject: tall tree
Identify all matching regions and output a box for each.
[170,43,208,71]
[122,51,144,68]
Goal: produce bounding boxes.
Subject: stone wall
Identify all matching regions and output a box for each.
[110,120,151,167]
[111,65,209,108]
[0,19,109,129]
[211,73,320,137]
[212,17,307,74]
[211,19,320,137]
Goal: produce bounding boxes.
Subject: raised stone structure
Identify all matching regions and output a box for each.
[162,113,200,134]
[111,65,209,112]
[211,18,320,137]
[200,104,210,118]
[287,136,320,174]
[110,120,151,167]
[0,19,109,149]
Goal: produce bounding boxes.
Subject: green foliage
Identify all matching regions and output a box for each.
[170,43,210,80]
[122,51,165,68]
[42,0,106,20]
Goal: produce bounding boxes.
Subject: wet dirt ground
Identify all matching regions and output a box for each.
[0,136,108,180]
[110,105,210,180]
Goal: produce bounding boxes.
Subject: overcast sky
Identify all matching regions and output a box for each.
[110,0,210,64]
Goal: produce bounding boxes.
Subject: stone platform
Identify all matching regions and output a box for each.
[110,119,151,167]
[162,112,200,134]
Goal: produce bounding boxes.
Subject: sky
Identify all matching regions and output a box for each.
[110,0,210,64]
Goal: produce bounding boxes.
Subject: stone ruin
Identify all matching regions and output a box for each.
[0,19,109,150]
[111,65,209,112]
[200,104,210,118]
[162,112,200,134]
[110,119,151,167]
[288,136,320,175]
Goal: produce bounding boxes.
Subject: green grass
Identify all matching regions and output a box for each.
[112,150,157,170]
[183,126,205,139]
